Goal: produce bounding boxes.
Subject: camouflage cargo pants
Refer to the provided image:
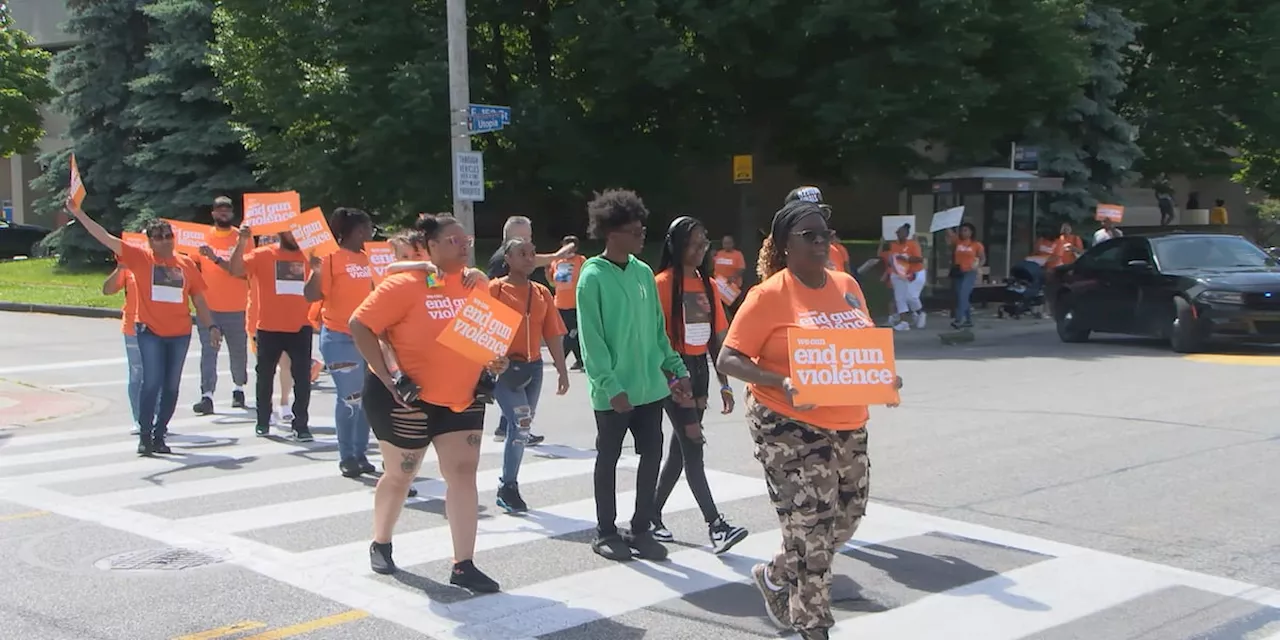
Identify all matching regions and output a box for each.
[747,393,870,632]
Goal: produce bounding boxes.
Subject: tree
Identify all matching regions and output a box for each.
[0,2,56,158]
[30,0,149,266]
[119,0,257,222]
[1034,5,1142,222]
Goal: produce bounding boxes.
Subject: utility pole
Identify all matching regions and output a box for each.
[446,0,475,262]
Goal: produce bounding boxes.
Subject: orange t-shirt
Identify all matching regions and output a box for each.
[243,245,312,333]
[488,277,566,362]
[723,269,874,431]
[197,228,248,313]
[352,271,482,411]
[953,239,984,272]
[118,243,206,338]
[880,240,923,279]
[548,255,586,310]
[119,268,138,337]
[318,248,373,334]
[654,268,729,357]
[828,243,851,272]
[1050,235,1083,268]
[713,249,746,285]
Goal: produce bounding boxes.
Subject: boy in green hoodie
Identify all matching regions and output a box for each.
[577,188,694,562]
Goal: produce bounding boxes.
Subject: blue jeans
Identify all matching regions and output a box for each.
[136,326,192,439]
[318,326,370,461]
[494,362,544,486]
[956,269,978,323]
[124,334,143,427]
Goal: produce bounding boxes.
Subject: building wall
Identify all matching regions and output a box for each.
[8,0,75,48]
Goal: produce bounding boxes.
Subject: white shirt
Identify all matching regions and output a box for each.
[1093,228,1123,245]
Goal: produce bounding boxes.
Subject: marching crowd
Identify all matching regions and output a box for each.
[65,184,903,640]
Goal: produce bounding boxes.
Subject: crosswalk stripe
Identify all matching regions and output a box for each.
[298,469,767,575]
[92,463,350,507]
[175,456,614,534]
[826,554,1170,638]
[4,440,323,487]
[0,423,279,466]
[0,415,230,449]
[426,511,937,639]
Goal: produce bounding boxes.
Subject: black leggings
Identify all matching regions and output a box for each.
[655,354,718,524]
[593,400,664,537]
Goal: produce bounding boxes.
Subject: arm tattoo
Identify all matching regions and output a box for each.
[400,451,421,474]
[466,433,482,447]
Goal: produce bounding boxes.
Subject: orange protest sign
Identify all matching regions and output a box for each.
[1095,204,1124,222]
[161,219,213,256]
[786,327,899,407]
[365,242,396,283]
[122,232,148,250]
[243,191,301,234]
[68,154,86,210]
[436,290,523,365]
[713,276,740,306]
[286,207,340,258]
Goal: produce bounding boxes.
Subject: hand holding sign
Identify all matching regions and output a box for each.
[436,291,523,365]
[786,328,900,407]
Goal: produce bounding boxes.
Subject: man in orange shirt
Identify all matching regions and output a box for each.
[193,196,250,415]
[230,226,315,441]
[548,235,586,371]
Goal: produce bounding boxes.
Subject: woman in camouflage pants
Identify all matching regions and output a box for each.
[717,198,901,640]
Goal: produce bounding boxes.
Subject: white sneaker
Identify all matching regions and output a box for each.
[130,426,140,436]
[893,321,911,332]
[915,311,927,329]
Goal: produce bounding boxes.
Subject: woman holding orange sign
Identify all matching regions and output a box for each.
[716,199,902,640]
[348,213,506,593]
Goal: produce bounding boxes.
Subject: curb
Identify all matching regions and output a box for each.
[0,301,121,319]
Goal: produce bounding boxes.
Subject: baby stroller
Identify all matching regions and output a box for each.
[998,259,1045,319]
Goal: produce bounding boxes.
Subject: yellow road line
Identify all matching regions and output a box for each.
[240,611,369,640]
[1184,354,1280,366]
[0,510,49,522]
[173,621,268,640]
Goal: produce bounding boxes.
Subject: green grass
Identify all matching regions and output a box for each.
[0,258,121,309]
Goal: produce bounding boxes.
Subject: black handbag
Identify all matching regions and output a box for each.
[499,283,538,389]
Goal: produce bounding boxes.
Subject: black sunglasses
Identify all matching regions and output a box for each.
[791,229,836,244]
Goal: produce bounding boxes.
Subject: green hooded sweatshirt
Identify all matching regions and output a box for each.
[575,254,689,411]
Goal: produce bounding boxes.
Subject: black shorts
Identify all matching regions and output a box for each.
[665,353,711,425]
[362,370,485,450]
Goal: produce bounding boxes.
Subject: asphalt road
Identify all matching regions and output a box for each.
[1,310,1278,640]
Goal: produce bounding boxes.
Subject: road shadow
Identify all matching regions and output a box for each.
[845,543,1049,612]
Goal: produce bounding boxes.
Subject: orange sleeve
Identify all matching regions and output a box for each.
[653,270,674,321]
[243,247,264,278]
[182,257,208,296]
[723,286,771,358]
[352,277,414,335]
[712,287,729,335]
[541,288,567,339]
[120,243,148,273]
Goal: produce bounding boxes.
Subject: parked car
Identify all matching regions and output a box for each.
[1048,233,1280,352]
[0,220,52,259]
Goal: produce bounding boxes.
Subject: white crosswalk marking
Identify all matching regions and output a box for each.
[2,410,1278,640]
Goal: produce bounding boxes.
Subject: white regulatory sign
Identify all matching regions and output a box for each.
[454,151,485,202]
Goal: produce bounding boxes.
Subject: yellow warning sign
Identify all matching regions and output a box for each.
[733,155,753,184]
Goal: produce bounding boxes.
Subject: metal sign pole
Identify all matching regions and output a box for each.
[446,0,475,265]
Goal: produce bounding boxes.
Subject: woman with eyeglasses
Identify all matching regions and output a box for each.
[715,199,902,640]
[349,213,506,593]
[65,202,222,456]
[650,216,748,554]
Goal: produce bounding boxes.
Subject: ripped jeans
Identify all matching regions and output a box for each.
[494,362,544,487]
[319,326,370,462]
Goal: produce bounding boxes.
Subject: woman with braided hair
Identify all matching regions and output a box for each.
[716,199,903,640]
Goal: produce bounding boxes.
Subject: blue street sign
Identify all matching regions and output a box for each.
[468,104,512,134]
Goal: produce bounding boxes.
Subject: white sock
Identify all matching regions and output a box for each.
[202,392,213,400]
[762,566,785,592]
[234,385,244,393]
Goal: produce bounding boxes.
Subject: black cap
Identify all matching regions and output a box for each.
[784,186,831,214]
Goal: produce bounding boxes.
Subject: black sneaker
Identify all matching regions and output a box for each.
[450,559,500,593]
[358,457,377,475]
[493,428,507,442]
[255,423,270,437]
[339,459,363,478]
[570,361,584,371]
[496,483,529,514]
[526,433,546,447]
[136,436,152,456]
[407,485,419,498]
[192,397,213,415]
[151,436,172,455]
[370,541,396,575]
[624,529,668,561]
[291,428,314,443]
[708,516,749,555]
[592,533,632,561]
[231,390,247,409]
